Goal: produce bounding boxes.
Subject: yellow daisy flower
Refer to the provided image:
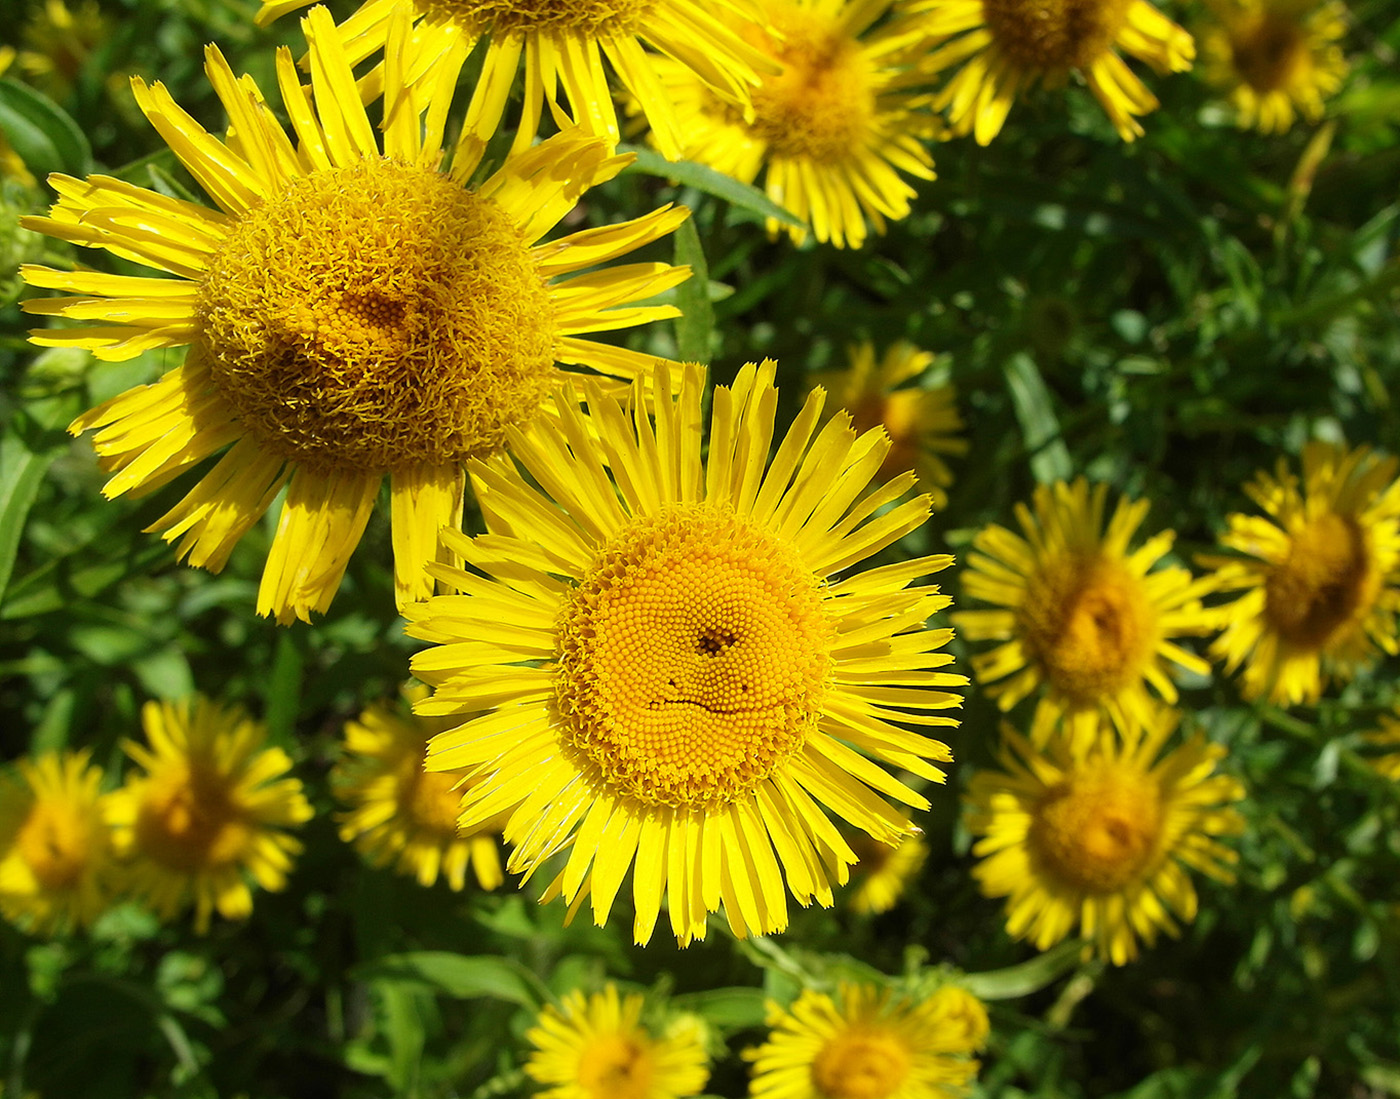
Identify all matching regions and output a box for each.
[966,708,1244,965]
[952,478,1215,749]
[333,684,505,891]
[106,696,313,933]
[525,984,711,1099]
[746,982,981,1099]
[1200,442,1400,707]
[1200,0,1347,133]
[255,0,774,163]
[809,342,966,508]
[0,751,117,935]
[646,0,939,248]
[20,6,690,624]
[902,0,1195,143]
[406,361,965,945]
[846,832,928,916]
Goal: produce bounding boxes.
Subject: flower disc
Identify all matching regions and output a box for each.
[418,0,656,35]
[981,0,1134,70]
[1030,761,1161,893]
[1263,512,1375,651]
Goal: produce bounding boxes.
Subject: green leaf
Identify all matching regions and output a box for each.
[0,389,83,605]
[1003,352,1072,484]
[673,217,715,364]
[669,987,767,1029]
[617,144,804,228]
[0,79,92,179]
[355,952,544,1009]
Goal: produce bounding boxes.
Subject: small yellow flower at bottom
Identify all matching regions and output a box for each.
[746,982,982,1099]
[106,696,312,933]
[333,684,505,891]
[525,984,711,1099]
[0,750,117,935]
[965,708,1244,965]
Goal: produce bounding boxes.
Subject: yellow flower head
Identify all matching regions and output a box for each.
[333,684,505,891]
[647,0,940,248]
[256,0,775,163]
[809,342,966,508]
[106,696,313,933]
[1200,0,1347,133]
[1200,442,1400,707]
[846,832,928,916]
[0,751,117,935]
[406,361,965,945]
[525,984,711,1099]
[20,6,690,625]
[746,981,982,1099]
[966,708,1244,965]
[18,0,110,98]
[952,478,1215,750]
[900,0,1195,143]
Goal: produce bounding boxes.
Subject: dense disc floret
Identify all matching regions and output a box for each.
[647,0,940,247]
[406,361,964,945]
[952,478,1215,749]
[965,708,1244,964]
[1199,441,1400,706]
[20,7,690,624]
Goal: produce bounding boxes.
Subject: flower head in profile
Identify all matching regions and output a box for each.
[1199,0,1347,132]
[1200,442,1400,707]
[0,751,117,935]
[746,981,982,1099]
[809,342,966,508]
[106,696,312,933]
[407,362,964,945]
[256,0,774,164]
[21,7,690,624]
[333,684,505,891]
[846,832,928,916]
[966,708,1244,964]
[901,0,1195,143]
[952,478,1215,749]
[525,984,711,1099]
[647,0,940,248]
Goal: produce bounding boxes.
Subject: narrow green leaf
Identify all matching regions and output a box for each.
[673,217,714,363]
[958,939,1084,1000]
[617,144,803,228]
[355,952,544,1009]
[0,79,92,179]
[1003,352,1072,483]
[669,987,767,1028]
[0,390,83,604]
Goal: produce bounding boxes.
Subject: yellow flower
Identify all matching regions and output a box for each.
[952,478,1215,750]
[20,6,690,625]
[1200,0,1347,133]
[1363,710,1400,781]
[0,751,117,935]
[902,0,1194,143]
[17,0,110,99]
[106,696,313,933]
[406,361,965,945]
[525,984,711,1099]
[256,0,774,163]
[809,342,966,508]
[1200,442,1400,707]
[333,684,505,891]
[966,708,1244,965]
[646,0,939,248]
[746,982,981,1099]
[846,832,928,916]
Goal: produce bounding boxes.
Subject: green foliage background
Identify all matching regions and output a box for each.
[1,0,1399,1095]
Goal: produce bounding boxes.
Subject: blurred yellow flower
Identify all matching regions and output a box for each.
[0,751,117,935]
[525,984,711,1099]
[1200,0,1347,132]
[407,362,964,945]
[1363,709,1400,781]
[952,478,1215,750]
[106,696,312,933]
[21,7,689,625]
[18,0,110,98]
[333,684,505,892]
[746,982,981,1098]
[965,708,1244,965]
[847,832,928,916]
[1200,442,1400,707]
[901,0,1194,143]
[809,342,966,509]
[648,0,939,248]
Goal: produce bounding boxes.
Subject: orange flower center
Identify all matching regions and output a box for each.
[416,0,655,36]
[981,0,1134,70]
[135,762,250,872]
[17,799,92,890]
[1230,11,1306,93]
[402,762,466,838]
[811,1027,911,1099]
[1031,760,1161,892]
[576,1033,656,1099]
[1264,511,1375,650]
